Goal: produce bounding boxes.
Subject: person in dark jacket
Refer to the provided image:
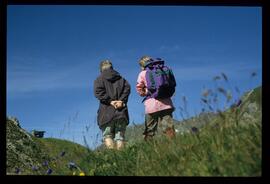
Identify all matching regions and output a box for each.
[94,60,131,150]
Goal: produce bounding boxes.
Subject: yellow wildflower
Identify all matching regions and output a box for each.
[79,172,85,176]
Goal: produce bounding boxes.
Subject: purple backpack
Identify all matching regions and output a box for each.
[143,58,176,102]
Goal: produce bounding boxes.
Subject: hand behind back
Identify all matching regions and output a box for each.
[110,100,125,109]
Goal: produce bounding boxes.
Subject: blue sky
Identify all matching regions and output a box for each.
[7,5,262,149]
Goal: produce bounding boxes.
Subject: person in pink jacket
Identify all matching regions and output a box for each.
[136,56,176,141]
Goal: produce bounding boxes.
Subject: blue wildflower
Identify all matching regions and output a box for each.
[60,151,66,157]
[236,99,242,107]
[46,168,53,175]
[191,127,199,134]
[15,167,20,174]
[68,162,77,170]
[32,166,38,171]
[42,161,49,167]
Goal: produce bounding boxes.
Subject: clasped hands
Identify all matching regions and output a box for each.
[110,100,125,110]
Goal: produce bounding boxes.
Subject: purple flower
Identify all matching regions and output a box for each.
[191,127,199,133]
[42,161,49,167]
[15,167,20,174]
[60,151,66,157]
[46,168,53,175]
[236,99,242,107]
[32,166,38,171]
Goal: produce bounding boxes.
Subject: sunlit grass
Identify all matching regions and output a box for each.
[8,72,261,176]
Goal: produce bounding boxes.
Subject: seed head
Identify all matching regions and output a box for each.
[221,72,228,81]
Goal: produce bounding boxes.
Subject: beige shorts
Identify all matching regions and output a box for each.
[101,118,127,141]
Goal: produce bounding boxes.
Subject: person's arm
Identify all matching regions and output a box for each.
[136,71,147,97]
[94,78,112,105]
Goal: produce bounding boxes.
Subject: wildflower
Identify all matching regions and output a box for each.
[236,99,242,107]
[32,166,38,171]
[42,161,49,167]
[68,162,77,170]
[60,151,66,157]
[191,127,198,134]
[79,172,85,176]
[46,168,53,175]
[72,171,76,175]
[15,167,20,174]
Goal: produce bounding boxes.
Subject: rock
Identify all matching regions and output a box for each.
[6,117,49,175]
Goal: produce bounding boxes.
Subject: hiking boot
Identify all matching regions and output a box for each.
[104,137,114,149]
[116,140,125,150]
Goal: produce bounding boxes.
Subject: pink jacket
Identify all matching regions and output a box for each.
[136,70,174,114]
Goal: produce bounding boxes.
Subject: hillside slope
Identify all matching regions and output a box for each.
[6,117,50,174]
[84,86,261,176]
[6,117,89,175]
[6,86,261,176]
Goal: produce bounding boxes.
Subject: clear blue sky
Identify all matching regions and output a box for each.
[7,5,262,149]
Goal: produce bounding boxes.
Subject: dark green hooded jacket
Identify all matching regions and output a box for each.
[94,68,130,128]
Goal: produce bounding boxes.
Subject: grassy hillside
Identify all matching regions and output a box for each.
[6,119,89,175]
[6,118,50,175]
[35,138,90,175]
[7,86,261,176]
[81,86,261,176]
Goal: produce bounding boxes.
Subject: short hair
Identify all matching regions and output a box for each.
[138,56,152,69]
[100,60,113,72]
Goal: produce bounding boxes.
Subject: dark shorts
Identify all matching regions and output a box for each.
[100,118,127,141]
[143,108,175,137]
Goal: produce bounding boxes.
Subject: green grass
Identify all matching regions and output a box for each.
[7,85,261,176]
[80,114,261,176]
[76,86,262,176]
[34,138,90,175]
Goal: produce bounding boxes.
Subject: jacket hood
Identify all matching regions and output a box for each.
[101,69,121,82]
